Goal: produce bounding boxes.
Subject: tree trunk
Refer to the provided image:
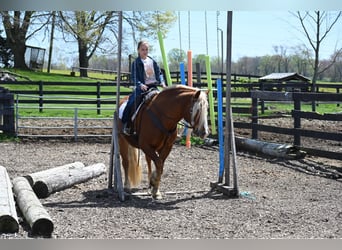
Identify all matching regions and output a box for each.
[78,39,89,77]
[12,177,54,236]
[0,166,19,233]
[11,42,29,69]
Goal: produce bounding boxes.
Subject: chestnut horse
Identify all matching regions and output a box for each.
[118,85,209,199]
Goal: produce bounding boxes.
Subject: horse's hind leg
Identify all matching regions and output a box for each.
[118,135,130,192]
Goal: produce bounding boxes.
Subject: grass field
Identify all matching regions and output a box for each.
[2,69,341,118]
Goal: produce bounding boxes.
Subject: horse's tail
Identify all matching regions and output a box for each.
[127,144,142,187]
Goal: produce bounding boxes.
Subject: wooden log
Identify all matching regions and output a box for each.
[25,162,106,198]
[0,166,19,233]
[235,136,306,159]
[24,161,84,198]
[12,177,54,236]
[24,161,85,186]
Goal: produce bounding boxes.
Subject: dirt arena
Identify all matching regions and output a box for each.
[0,128,341,238]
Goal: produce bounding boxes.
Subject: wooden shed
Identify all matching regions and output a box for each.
[259,72,311,92]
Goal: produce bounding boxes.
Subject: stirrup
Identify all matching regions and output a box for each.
[122,123,130,135]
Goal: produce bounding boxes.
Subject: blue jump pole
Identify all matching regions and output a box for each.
[180,62,186,85]
[180,62,188,136]
[217,78,224,182]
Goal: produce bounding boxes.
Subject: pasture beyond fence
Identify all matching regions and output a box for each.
[1,78,341,160]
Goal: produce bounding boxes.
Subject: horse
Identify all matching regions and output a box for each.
[118,84,210,199]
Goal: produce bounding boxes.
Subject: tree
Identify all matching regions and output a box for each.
[0,30,13,67]
[58,11,115,77]
[293,11,342,110]
[0,11,50,69]
[58,11,177,77]
[167,48,186,71]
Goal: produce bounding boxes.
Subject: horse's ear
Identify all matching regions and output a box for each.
[206,89,210,95]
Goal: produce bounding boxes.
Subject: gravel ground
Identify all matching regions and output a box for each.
[0,137,341,239]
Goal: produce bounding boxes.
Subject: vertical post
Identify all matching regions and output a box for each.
[251,97,258,139]
[96,82,101,115]
[74,108,78,142]
[293,94,301,146]
[186,50,193,148]
[47,11,56,73]
[180,62,186,85]
[108,11,125,201]
[39,81,43,113]
[224,11,239,195]
[15,95,19,136]
[217,79,224,183]
[196,63,201,85]
[336,88,340,107]
[205,55,217,136]
[260,82,265,114]
[180,62,188,137]
[158,31,172,86]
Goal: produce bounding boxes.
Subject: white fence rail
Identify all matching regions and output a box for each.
[15,94,114,141]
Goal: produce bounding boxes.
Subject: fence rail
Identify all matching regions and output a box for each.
[2,79,342,159]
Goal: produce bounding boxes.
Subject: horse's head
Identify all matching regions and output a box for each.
[190,89,210,139]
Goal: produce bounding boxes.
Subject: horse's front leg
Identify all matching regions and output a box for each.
[142,149,163,199]
[144,154,152,188]
[150,158,164,200]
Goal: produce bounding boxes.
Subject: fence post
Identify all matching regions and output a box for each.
[0,87,15,135]
[259,82,265,114]
[196,63,201,84]
[337,87,340,107]
[293,96,301,146]
[15,95,19,136]
[251,97,258,139]
[39,81,43,113]
[74,108,78,142]
[96,82,101,115]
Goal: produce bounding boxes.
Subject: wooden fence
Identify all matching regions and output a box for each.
[1,78,341,159]
[247,91,342,160]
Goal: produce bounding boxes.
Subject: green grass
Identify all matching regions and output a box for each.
[6,68,116,82]
[2,69,341,119]
[0,133,20,142]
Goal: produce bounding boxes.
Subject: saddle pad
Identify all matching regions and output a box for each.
[118,100,127,119]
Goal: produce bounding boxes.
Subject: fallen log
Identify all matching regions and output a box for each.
[25,162,106,198]
[235,136,306,159]
[24,161,85,187]
[12,177,53,236]
[0,166,19,233]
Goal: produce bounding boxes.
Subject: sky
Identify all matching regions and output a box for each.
[148,11,342,62]
[23,11,342,67]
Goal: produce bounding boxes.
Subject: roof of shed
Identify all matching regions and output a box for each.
[259,72,311,82]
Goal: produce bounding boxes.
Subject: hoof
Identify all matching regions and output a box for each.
[152,190,162,200]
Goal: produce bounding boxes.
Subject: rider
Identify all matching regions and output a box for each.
[121,40,166,135]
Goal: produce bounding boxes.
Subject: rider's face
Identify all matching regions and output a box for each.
[138,44,149,59]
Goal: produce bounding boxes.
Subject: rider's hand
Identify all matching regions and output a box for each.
[141,84,148,91]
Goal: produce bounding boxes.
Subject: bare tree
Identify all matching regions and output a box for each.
[58,11,176,77]
[293,11,342,110]
[58,11,115,77]
[0,11,51,69]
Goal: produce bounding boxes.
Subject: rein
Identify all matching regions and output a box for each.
[147,109,177,135]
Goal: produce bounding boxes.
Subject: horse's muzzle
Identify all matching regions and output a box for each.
[193,128,209,139]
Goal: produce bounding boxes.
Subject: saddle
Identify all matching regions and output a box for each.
[131,87,159,121]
